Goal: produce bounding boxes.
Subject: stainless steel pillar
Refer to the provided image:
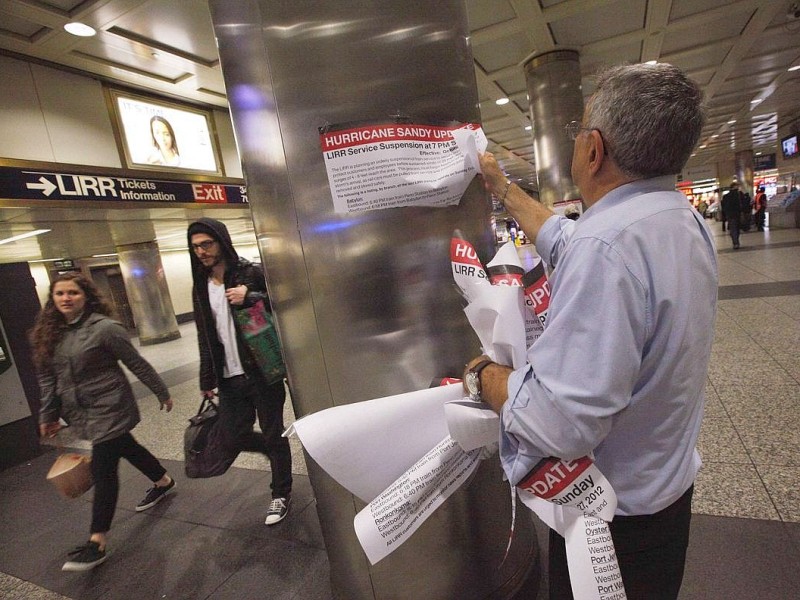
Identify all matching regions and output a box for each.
[115,241,179,345]
[735,150,754,196]
[208,1,538,598]
[523,50,584,208]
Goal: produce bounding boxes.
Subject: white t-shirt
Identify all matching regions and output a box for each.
[208,280,244,378]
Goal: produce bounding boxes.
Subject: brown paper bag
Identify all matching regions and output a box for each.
[47,453,94,499]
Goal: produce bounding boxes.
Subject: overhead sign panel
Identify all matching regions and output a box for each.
[0,166,247,205]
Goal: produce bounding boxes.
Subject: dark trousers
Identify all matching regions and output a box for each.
[91,432,167,534]
[548,486,693,600]
[218,373,292,498]
[727,215,741,248]
[754,208,765,231]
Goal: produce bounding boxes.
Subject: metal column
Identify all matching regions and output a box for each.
[735,150,755,196]
[523,50,584,208]
[115,241,180,345]
[208,1,538,598]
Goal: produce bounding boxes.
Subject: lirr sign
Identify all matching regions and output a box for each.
[0,165,248,205]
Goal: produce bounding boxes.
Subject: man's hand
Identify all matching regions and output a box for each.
[478,152,509,199]
[479,151,555,243]
[160,398,173,412]
[39,422,62,438]
[225,285,247,306]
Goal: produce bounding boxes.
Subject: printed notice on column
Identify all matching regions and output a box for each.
[319,120,487,213]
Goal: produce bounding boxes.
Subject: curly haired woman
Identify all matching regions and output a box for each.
[31,272,175,571]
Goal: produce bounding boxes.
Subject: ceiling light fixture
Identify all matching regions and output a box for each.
[789,65,800,72]
[645,60,658,65]
[29,257,66,263]
[0,229,51,245]
[495,98,510,105]
[525,125,532,131]
[727,119,737,124]
[64,22,97,37]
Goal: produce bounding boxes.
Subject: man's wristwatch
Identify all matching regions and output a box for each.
[466,359,494,401]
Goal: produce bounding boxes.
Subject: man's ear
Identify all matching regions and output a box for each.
[587,129,606,174]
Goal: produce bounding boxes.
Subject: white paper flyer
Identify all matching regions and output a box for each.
[354,436,480,565]
[320,121,487,213]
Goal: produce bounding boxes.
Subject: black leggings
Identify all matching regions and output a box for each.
[549,486,693,600]
[90,432,166,534]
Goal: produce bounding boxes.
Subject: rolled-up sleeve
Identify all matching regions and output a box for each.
[535,215,575,269]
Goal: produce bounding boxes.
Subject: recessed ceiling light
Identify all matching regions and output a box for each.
[64,22,96,37]
[495,98,510,106]
[525,125,532,131]
[645,60,658,65]
[750,99,761,104]
[727,120,736,124]
[788,65,800,72]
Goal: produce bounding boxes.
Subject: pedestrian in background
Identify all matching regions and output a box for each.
[722,183,744,249]
[753,186,767,231]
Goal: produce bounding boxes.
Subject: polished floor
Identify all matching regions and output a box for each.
[1,217,799,599]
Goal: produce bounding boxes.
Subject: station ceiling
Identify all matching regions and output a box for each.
[1,0,799,264]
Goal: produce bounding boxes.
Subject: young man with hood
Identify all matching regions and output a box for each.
[187,217,292,525]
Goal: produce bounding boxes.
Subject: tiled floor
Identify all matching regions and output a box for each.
[1,218,799,599]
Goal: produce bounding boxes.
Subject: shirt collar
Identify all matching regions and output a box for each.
[582,175,677,219]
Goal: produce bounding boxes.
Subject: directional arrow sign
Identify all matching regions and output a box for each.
[26,176,57,197]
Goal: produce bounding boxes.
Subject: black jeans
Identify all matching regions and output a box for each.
[91,432,166,534]
[727,215,741,247]
[548,486,693,600]
[754,208,766,231]
[218,373,292,498]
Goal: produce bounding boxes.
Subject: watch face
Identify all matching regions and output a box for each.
[466,372,479,395]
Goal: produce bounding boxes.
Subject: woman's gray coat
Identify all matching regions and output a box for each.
[38,312,169,444]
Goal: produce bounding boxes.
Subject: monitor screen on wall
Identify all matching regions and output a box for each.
[108,89,223,175]
[781,134,799,160]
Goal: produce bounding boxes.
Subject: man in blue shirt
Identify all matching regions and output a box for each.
[467,63,717,600]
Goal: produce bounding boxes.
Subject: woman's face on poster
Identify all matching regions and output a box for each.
[152,120,173,151]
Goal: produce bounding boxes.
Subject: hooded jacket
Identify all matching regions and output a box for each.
[37,312,169,443]
[188,218,273,391]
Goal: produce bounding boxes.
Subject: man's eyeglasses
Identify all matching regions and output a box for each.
[191,240,216,253]
[564,121,609,155]
[565,120,596,141]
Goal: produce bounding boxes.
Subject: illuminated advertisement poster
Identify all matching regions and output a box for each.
[110,90,222,175]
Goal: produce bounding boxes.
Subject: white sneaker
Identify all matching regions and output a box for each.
[265,497,290,525]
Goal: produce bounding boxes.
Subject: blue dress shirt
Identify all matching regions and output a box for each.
[501,176,718,516]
